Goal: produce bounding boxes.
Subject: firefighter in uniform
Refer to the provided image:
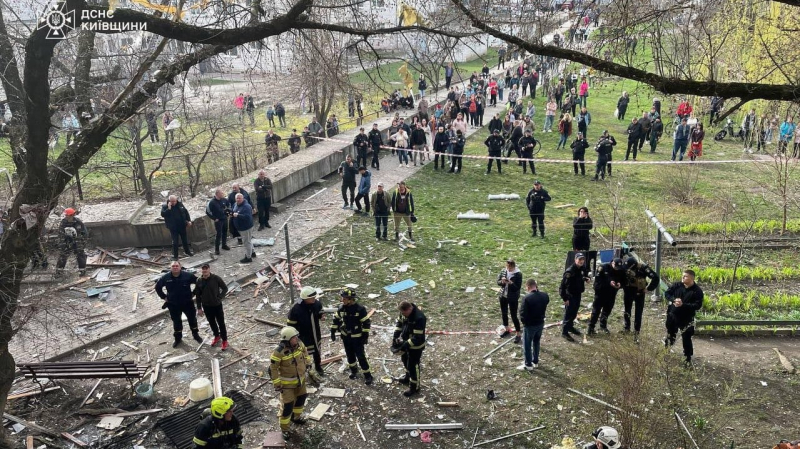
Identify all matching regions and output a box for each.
[270,327,310,435]
[331,288,373,385]
[392,301,427,397]
[55,208,88,277]
[287,286,325,375]
[588,258,626,335]
[192,396,243,449]
[622,258,659,336]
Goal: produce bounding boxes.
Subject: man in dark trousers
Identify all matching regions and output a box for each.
[392,301,427,397]
[672,117,691,161]
[588,258,626,335]
[55,208,88,277]
[517,279,549,370]
[525,180,551,238]
[593,130,616,181]
[227,183,251,245]
[156,261,201,348]
[331,288,373,385]
[368,123,384,170]
[254,170,273,231]
[206,189,231,255]
[638,111,651,152]
[625,117,642,161]
[338,154,358,210]
[572,206,593,251]
[496,259,523,343]
[518,129,537,175]
[623,258,660,337]
[161,195,193,260]
[195,263,230,350]
[391,181,415,241]
[571,131,589,175]
[433,125,450,170]
[559,253,590,342]
[370,182,391,241]
[485,129,505,174]
[664,269,704,366]
[288,286,325,375]
[192,396,243,449]
[353,127,370,169]
[354,166,371,215]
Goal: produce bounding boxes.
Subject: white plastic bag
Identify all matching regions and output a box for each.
[613,108,619,118]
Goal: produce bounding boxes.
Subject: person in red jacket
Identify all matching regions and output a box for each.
[676,100,693,121]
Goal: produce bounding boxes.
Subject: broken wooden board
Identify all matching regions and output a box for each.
[54,277,90,292]
[307,403,330,421]
[7,386,60,401]
[318,388,346,398]
[162,352,199,367]
[60,432,88,447]
[320,355,344,365]
[384,422,463,430]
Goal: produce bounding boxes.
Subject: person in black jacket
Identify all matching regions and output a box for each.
[506,121,524,163]
[368,123,383,170]
[156,261,201,347]
[331,288,373,385]
[288,129,301,154]
[432,125,449,170]
[488,113,503,134]
[559,253,590,341]
[518,130,537,175]
[593,131,616,181]
[195,263,230,350]
[622,258,659,336]
[206,189,231,255]
[571,132,589,175]
[616,91,629,121]
[371,183,391,241]
[192,396,243,449]
[496,259,523,343]
[161,195,193,260]
[517,279,549,370]
[289,286,325,374]
[485,129,505,174]
[664,269,704,365]
[588,258,626,335]
[353,128,370,169]
[625,117,642,161]
[227,184,251,245]
[449,130,465,173]
[525,180,551,238]
[410,123,426,166]
[572,207,593,251]
[338,155,358,209]
[391,181,415,241]
[264,129,282,164]
[392,301,427,397]
[254,170,273,231]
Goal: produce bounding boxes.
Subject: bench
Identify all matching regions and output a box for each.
[17,361,150,391]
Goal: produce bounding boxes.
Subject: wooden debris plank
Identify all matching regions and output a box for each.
[61,432,88,447]
[308,403,330,421]
[249,379,272,394]
[2,412,60,438]
[220,353,252,370]
[553,204,576,209]
[8,386,60,401]
[362,257,387,272]
[99,409,164,418]
[320,354,344,365]
[26,436,33,449]
[95,247,121,260]
[436,402,459,407]
[473,426,546,447]
[275,256,321,266]
[211,359,222,398]
[54,277,90,292]
[78,380,103,409]
[120,341,138,351]
[150,362,161,385]
[132,293,139,312]
[254,317,285,328]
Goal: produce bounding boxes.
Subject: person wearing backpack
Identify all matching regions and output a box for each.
[206,189,231,255]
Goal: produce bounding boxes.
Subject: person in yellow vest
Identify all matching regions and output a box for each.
[270,327,310,436]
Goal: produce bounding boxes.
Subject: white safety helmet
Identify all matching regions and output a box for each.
[300,286,318,300]
[280,326,299,341]
[592,426,621,449]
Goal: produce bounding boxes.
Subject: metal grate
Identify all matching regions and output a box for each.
[155,390,262,449]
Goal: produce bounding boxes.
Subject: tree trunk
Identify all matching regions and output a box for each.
[230,146,238,178]
[0,343,15,448]
[134,137,153,205]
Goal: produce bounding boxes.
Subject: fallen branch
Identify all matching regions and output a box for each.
[473,425,546,447]
[220,352,252,370]
[566,388,638,418]
[482,338,515,359]
[362,257,387,273]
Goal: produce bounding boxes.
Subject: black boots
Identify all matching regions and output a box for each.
[403,386,419,397]
[172,332,182,348]
[192,331,203,343]
[364,374,374,385]
[408,231,414,242]
[395,232,400,241]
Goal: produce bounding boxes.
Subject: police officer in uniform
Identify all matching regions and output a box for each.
[192,396,243,449]
[270,327,310,435]
[331,288,373,385]
[664,269,704,366]
[55,208,88,277]
[156,261,202,348]
[518,129,537,175]
[525,180,552,238]
[392,301,427,397]
[559,253,590,342]
[622,258,659,336]
[287,286,325,375]
[368,123,384,170]
[485,129,505,174]
[588,258,626,335]
[353,127,370,169]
